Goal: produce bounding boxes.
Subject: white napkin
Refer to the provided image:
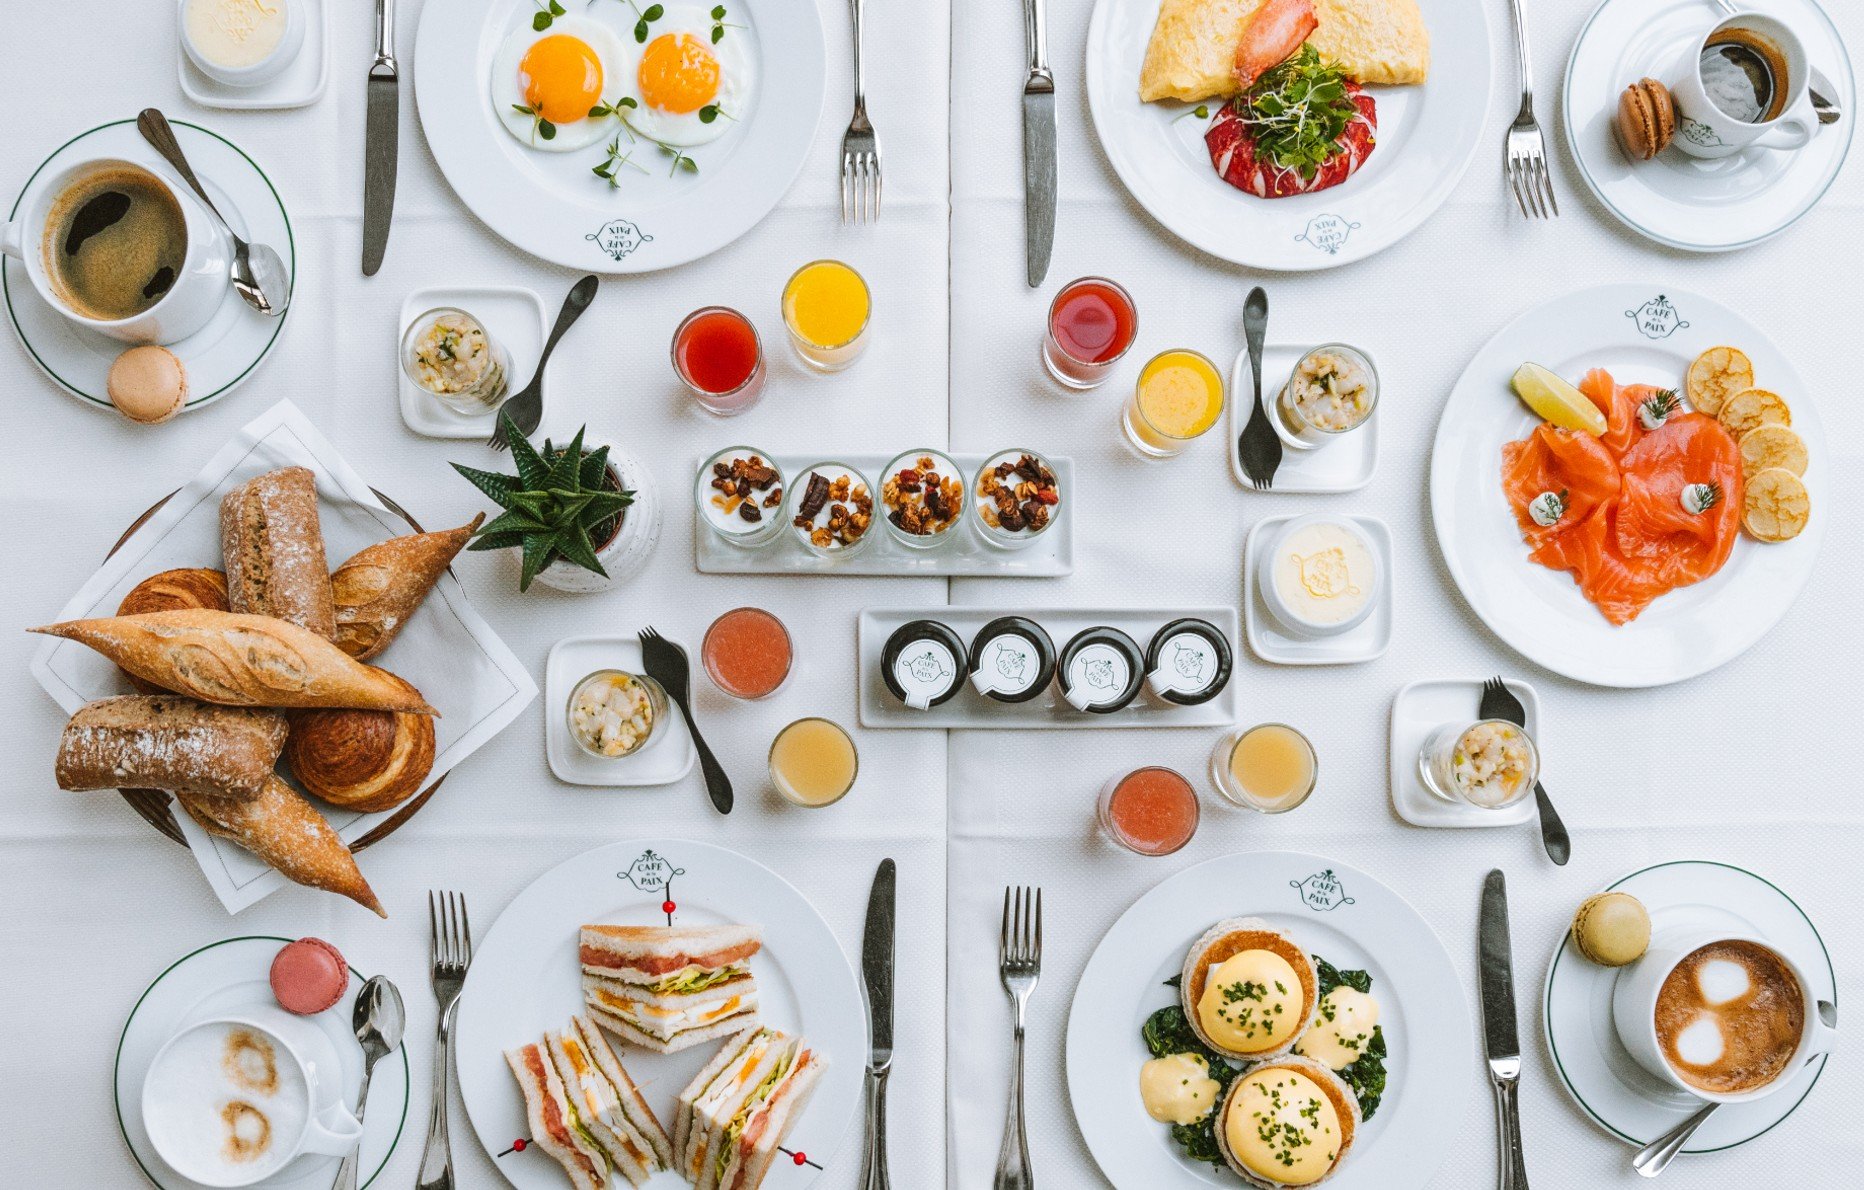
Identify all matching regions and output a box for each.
[29,399,537,913]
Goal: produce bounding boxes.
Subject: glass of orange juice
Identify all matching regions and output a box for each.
[781,260,871,371]
[768,717,859,807]
[1123,350,1224,458]
[1211,724,1317,813]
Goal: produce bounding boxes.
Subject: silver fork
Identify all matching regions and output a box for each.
[417,890,473,1190]
[994,887,1040,1190]
[840,0,881,222]
[1504,0,1558,218]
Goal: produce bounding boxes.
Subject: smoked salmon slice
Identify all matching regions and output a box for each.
[1232,0,1319,91]
[1501,368,1743,625]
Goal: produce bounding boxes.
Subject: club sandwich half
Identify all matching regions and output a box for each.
[581,923,762,1054]
[673,1027,826,1190]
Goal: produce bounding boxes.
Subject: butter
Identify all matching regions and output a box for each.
[184,0,290,71]
[1270,517,1377,630]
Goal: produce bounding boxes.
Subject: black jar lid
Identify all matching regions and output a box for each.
[881,619,968,710]
[967,616,1056,704]
[1145,618,1234,706]
[1057,626,1144,714]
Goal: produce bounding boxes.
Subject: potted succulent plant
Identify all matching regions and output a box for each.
[452,414,661,592]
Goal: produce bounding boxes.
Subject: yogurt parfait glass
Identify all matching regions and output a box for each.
[696,447,787,549]
[788,461,877,560]
[1418,719,1539,809]
[969,448,1062,551]
[1274,344,1379,451]
[880,449,968,552]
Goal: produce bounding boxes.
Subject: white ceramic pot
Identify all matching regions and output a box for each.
[531,439,662,594]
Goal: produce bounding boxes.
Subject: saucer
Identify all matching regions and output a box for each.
[115,936,410,1189]
[3,119,294,413]
[1243,514,1394,664]
[1387,678,1538,828]
[178,0,331,111]
[1543,861,1834,1151]
[397,286,549,439]
[545,635,699,786]
[1563,0,1855,252]
[1228,344,1378,493]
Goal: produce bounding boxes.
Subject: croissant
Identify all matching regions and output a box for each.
[30,610,437,715]
[330,514,483,660]
[177,776,385,917]
[56,696,286,800]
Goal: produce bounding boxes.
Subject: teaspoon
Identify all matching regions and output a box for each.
[333,974,407,1190]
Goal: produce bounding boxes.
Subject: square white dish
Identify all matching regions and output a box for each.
[696,453,1075,576]
[1244,514,1394,665]
[398,286,549,439]
[178,0,331,110]
[1229,343,1379,493]
[545,636,697,787]
[858,606,1238,729]
[1388,677,1539,827]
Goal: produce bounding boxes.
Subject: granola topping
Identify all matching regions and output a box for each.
[974,451,1061,535]
[791,468,873,551]
[883,453,966,538]
[700,451,785,537]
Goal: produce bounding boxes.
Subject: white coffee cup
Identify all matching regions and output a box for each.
[1611,930,1836,1104]
[1668,12,1820,159]
[0,156,230,344]
[142,1009,361,1187]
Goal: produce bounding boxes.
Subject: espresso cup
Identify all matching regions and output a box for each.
[1668,13,1820,159]
[1611,929,1835,1104]
[142,1009,361,1187]
[0,156,230,344]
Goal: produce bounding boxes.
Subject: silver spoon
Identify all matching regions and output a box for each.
[1708,0,1840,125]
[1631,998,1835,1177]
[333,974,407,1190]
[136,108,292,317]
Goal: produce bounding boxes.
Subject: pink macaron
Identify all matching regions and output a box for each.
[270,937,350,1015]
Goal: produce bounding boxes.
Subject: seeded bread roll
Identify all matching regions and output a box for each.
[115,568,230,693]
[56,696,287,800]
[329,515,482,661]
[221,466,337,640]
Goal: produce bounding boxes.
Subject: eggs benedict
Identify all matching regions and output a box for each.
[1216,1054,1360,1187]
[1180,917,1319,1059]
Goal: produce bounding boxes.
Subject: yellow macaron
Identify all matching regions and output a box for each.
[1571,892,1651,967]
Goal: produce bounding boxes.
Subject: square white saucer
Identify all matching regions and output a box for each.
[397,286,548,439]
[1243,514,1393,664]
[545,636,697,787]
[1228,344,1378,493]
[1388,677,1538,827]
[178,0,331,111]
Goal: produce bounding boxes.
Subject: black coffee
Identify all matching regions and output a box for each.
[1700,29,1790,124]
[42,166,186,321]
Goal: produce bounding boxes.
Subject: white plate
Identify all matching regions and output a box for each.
[1429,284,1826,688]
[414,0,825,273]
[1387,678,1538,828]
[455,839,864,1189]
[1562,0,1854,252]
[544,635,698,786]
[695,453,1076,577]
[3,119,294,412]
[1229,346,1378,492]
[178,0,332,111]
[114,936,411,1190]
[1084,0,1490,270]
[857,606,1238,729]
[1066,851,1471,1190]
[1543,860,1834,1151]
[398,286,549,439]
[1244,515,1393,665]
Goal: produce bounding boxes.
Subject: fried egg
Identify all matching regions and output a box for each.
[491,16,628,152]
[617,5,755,148]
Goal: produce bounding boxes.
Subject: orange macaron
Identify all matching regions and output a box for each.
[1616,78,1676,161]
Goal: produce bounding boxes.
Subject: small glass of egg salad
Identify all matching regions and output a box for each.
[401,308,510,414]
[1275,344,1378,449]
[1418,719,1538,809]
[567,670,668,759]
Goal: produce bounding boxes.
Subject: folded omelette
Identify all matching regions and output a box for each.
[1138,0,1431,103]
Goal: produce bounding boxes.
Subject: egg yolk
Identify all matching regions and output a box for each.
[637,32,721,114]
[519,35,604,124]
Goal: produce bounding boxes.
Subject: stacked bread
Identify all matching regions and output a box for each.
[35,466,482,917]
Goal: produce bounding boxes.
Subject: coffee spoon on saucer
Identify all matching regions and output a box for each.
[333,974,407,1190]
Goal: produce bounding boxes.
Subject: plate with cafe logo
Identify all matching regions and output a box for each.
[1066,852,1471,1189]
[453,839,864,1188]
[414,0,825,272]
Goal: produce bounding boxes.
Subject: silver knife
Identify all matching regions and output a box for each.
[1480,870,1530,1190]
[362,0,400,276]
[1021,0,1056,288]
[858,859,896,1190]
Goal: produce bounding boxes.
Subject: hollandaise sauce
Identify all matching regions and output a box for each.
[1138,1053,1222,1126]
[1223,1068,1344,1186]
[1197,949,1306,1054]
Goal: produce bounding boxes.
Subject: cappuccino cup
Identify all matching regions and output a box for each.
[1612,930,1835,1103]
[142,1009,361,1187]
[1668,12,1820,159]
[0,155,230,344]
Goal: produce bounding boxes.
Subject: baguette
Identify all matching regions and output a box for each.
[56,696,287,800]
[116,568,229,693]
[330,514,483,660]
[29,610,438,715]
[176,776,385,917]
[221,466,337,640]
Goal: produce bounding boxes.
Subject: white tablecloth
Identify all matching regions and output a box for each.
[0,1,1860,1189]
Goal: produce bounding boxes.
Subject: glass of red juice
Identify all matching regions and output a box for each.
[673,307,767,415]
[1097,766,1199,856]
[1043,277,1138,390]
[702,607,794,699]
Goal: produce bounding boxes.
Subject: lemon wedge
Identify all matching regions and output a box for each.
[1511,363,1607,435]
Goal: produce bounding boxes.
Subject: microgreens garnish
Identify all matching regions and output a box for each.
[592,136,650,187]
[699,102,735,124]
[1238,45,1359,179]
[660,142,699,174]
[533,0,566,31]
[588,95,639,121]
[511,103,557,142]
[1174,104,1212,125]
[710,5,744,43]
[627,1,665,43]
